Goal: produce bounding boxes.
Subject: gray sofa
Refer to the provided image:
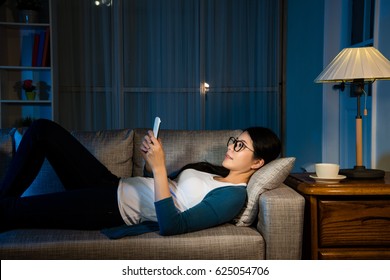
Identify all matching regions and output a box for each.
[0,126,305,259]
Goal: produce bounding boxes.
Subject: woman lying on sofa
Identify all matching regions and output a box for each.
[0,119,281,238]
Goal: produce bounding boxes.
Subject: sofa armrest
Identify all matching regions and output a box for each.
[257,183,305,259]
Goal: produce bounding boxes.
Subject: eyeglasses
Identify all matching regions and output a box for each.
[227,137,254,153]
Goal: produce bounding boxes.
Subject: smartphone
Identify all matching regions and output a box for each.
[153,117,161,138]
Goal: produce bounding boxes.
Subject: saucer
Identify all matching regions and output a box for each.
[309,174,346,183]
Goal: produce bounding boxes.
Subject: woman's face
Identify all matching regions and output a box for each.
[222,131,262,173]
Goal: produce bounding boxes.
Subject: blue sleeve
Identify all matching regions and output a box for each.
[154,186,247,236]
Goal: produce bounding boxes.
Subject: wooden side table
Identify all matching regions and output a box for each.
[285,173,390,260]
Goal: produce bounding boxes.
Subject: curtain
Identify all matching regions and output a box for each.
[54,0,114,130]
[202,0,282,130]
[53,0,283,134]
[122,0,201,129]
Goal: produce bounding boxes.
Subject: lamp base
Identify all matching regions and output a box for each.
[340,166,385,179]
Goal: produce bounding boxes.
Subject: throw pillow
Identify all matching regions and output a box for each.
[235,157,295,227]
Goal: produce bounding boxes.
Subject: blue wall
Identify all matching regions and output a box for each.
[375,0,390,170]
[285,0,325,172]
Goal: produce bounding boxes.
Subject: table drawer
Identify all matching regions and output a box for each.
[318,200,390,247]
[319,248,390,260]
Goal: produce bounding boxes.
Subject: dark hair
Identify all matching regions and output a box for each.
[172,127,281,178]
[244,127,281,164]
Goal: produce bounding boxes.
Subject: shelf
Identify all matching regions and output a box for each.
[0,0,53,129]
[0,21,50,28]
[0,66,51,70]
[0,100,51,104]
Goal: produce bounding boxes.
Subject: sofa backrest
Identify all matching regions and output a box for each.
[1,127,242,196]
[71,129,134,178]
[132,129,242,177]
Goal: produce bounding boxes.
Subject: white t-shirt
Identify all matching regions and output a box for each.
[117,169,246,225]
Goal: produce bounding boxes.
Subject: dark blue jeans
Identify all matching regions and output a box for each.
[0,119,124,230]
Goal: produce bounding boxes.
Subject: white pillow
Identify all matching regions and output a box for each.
[235,157,295,226]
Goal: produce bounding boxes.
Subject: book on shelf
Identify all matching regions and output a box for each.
[30,28,50,67]
[42,27,50,67]
[36,30,46,67]
[31,33,39,67]
[20,30,33,66]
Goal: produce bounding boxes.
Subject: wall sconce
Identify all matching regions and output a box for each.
[201,82,210,94]
[95,0,112,7]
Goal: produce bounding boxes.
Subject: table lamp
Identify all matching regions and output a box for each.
[315,46,390,179]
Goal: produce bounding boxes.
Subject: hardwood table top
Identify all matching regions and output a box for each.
[285,172,390,196]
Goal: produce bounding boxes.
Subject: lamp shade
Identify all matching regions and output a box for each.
[315,47,390,83]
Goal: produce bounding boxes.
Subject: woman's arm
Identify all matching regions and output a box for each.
[140,131,171,201]
[154,186,247,236]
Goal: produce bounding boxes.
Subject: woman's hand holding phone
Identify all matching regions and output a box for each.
[140,117,163,174]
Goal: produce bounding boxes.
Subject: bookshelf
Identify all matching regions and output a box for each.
[0,0,53,128]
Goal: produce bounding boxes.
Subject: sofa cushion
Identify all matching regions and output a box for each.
[0,224,264,259]
[71,129,134,178]
[132,129,242,177]
[235,157,296,226]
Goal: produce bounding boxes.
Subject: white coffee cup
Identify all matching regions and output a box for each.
[315,163,339,178]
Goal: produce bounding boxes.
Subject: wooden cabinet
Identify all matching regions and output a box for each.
[0,0,54,128]
[285,173,390,260]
